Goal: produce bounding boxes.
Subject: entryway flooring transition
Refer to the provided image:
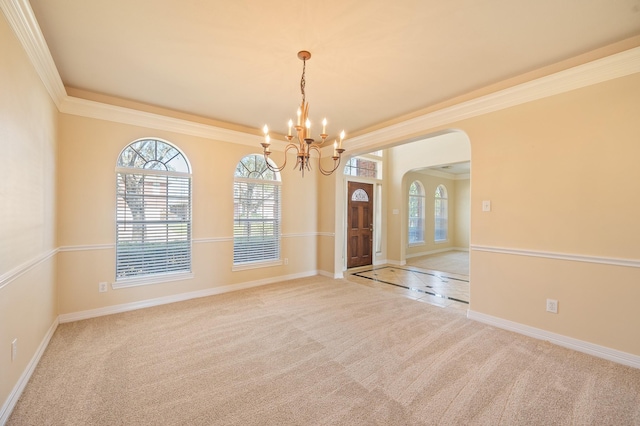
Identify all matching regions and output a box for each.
[346,250,470,312]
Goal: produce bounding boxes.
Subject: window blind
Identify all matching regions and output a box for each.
[233,180,280,264]
[116,172,191,279]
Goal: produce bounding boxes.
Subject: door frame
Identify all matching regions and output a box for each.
[346,181,374,268]
[343,177,381,271]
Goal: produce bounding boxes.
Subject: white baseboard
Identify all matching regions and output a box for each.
[1,317,59,425]
[467,310,640,369]
[386,259,407,266]
[318,269,343,279]
[59,270,319,323]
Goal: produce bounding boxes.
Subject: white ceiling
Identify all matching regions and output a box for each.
[29,0,640,140]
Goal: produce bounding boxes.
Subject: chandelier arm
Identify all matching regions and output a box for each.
[263,143,299,172]
[308,145,343,176]
[261,51,345,178]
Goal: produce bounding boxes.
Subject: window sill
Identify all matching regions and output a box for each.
[408,241,425,248]
[232,259,283,271]
[434,239,449,244]
[112,272,194,289]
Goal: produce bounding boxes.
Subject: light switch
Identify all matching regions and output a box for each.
[392,209,399,215]
[482,200,491,212]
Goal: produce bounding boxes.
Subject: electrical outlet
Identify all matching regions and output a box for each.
[99,282,108,293]
[284,258,289,265]
[11,338,17,361]
[546,299,558,314]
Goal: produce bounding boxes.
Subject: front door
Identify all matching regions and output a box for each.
[347,182,373,268]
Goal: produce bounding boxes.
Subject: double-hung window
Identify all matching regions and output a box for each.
[233,154,281,266]
[115,139,192,282]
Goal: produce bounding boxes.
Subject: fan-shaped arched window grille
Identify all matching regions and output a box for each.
[233,154,281,265]
[351,189,369,202]
[435,184,448,242]
[408,181,425,244]
[115,139,192,281]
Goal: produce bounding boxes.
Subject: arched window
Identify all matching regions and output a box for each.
[115,138,191,281]
[233,154,281,265]
[408,181,425,244]
[435,184,448,242]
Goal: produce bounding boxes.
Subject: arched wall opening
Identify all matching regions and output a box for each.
[332,129,471,276]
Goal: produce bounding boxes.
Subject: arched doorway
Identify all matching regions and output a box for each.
[336,130,471,308]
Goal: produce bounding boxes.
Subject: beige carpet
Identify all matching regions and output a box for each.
[9,276,640,425]
[406,251,470,276]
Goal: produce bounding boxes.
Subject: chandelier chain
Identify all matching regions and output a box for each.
[300,57,306,104]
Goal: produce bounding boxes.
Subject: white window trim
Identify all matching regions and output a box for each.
[231,259,283,272]
[111,271,194,289]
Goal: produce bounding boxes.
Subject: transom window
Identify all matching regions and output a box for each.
[344,157,379,178]
[115,139,192,281]
[408,181,425,244]
[435,184,448,242]
[233,155,281,265]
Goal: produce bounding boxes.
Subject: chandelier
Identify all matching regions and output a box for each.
[261,51,345,176]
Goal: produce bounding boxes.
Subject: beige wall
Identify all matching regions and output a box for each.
[316,168,337,275]
[56,113,320,314]
[0,14,58,416]
[464,73,640,355]
[454,178,470,248]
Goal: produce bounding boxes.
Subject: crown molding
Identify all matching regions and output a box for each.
[59,96,266,148]
[0,0,66,107]
[5,0,640,150]
[347,46,640,152]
